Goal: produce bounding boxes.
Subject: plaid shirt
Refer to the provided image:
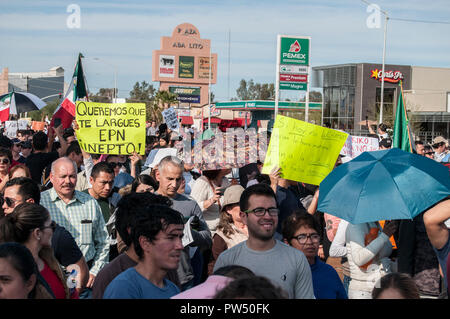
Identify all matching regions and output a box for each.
[40,188,109,276]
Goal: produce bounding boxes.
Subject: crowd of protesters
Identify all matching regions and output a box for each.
[0,120,448,300]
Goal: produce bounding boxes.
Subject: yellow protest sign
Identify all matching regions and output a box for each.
[262,115,348,185]
[76,101,146,155]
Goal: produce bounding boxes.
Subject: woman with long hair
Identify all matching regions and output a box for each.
[0,203,78,299]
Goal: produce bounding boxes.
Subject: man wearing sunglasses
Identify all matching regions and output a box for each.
[432,136,450,163]
[213,183,315,299]
[1,176,90,295]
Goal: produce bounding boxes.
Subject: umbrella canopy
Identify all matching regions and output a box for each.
[0,91,46,115]
[317,148,450,224]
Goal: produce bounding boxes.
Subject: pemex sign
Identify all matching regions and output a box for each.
[277,36,310,91]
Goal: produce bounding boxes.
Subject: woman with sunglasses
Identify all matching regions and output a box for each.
[282,210,347,299]
[0,148,12,192]
[0,202,78,299]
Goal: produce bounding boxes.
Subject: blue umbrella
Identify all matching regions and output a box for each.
[317,148,450,224]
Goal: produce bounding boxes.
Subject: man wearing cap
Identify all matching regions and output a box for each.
[432,136,450,162]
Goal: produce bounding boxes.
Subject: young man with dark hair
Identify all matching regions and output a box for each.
[66,141,83,170]
[91,192,178,299]
[84,162,115,223]
[103,204,184,299]
[379,138,392,150]
[415,140,425,156]
[213,183,315,299]
[1,176,90,294]
[26,126,68,184]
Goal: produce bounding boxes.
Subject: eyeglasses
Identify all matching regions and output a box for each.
[292,233,321,244]
[1,196,18,207]
[244,207,280,217]
[108,162,124,168]
[0,158,10,164]
[41,220,57,232]
[425,152,435,155]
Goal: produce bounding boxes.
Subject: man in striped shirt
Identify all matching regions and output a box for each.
[40,157,109,298]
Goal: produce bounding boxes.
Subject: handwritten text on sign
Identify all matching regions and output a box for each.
[341,135,379,158]
[261,115,348,185]
[76,102,146,155]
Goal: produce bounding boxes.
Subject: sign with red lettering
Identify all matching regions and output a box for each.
[341,135,379,158]
[279,74,308,83]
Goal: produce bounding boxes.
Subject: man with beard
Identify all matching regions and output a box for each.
[213,183,315,299]
[40,157,109,298]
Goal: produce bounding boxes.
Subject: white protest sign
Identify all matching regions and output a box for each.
[162,107,180,132]
[18,119,29,130]
[144,147,178,168]
[5,121,18,138]
[341,135,379,158]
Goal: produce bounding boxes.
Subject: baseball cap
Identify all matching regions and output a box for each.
[11,138,21,144]
[432,136,447,145]
[20,141,32,149]
[221,185,245,212]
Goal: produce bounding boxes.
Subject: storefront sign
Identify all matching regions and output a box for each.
[159,55,175,78]
[279,74,308,83]
[198,56,214,79]
[179,56,194,78]
[370,69,404,83]
[280,37,310,65]
[169,86,201,103]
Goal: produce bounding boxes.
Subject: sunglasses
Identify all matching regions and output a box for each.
[108,162,124,169]
[425,152,435,155]
[41,220,57,232]
[1,196,18,207]
[0,158,10,164]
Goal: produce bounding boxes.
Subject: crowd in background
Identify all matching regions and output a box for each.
[0,119,449,300]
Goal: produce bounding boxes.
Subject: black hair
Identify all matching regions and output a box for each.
[4,177,41,203]
[91,162,114,180]
[32,131,48,151]
[158,123,168,134]
[414,141,424,146]
[0,203,49,244]
[202,169,221,181]
[65,141,81,156]
[115,192,173,247]
[63,128,75,140]
[378,123,388,132]
[159,132,170,145]
[213,265,255,279]
[0,242,38,299]
[0,135,12,149]
[131,204,184,259]
[214,276,288,299]
[372,272,420,299]
[379,138,392,149]
[0,147,13,163]
[131,174,158,192]
[239,183,277,212]
[281,210,320,243]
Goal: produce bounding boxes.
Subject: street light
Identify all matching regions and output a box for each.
[86,57,118,101]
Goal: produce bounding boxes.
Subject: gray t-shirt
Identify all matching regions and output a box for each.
[213,240,315,299]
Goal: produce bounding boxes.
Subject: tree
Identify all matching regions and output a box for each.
[127,81,156,122]
[28,98,61,121]
[90,88,116,103]
[298,91,323,102]
[236,79,274,100]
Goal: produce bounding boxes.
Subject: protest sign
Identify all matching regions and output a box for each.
[18,119,29,130]
[341,135,379,158]
[31,121,46,131]
[261,115,348,185]
[75,101,146,155]
[5,121,18,138]
[162,107,180,132]
[144,148,178,168]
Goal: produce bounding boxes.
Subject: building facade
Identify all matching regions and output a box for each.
[313,63,450,142]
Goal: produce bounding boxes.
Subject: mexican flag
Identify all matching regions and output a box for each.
[0,93,11,122]
[50,53,88,129]
[393,81,413,153]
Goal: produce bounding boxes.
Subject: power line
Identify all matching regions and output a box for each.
[390,17,450,25]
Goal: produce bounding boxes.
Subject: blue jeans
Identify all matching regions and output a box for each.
[343,275,351,295]
[79,287,92,299]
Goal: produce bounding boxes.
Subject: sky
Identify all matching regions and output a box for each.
[1,0,450,101]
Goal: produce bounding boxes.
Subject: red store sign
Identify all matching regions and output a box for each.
[370,69,404,83]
